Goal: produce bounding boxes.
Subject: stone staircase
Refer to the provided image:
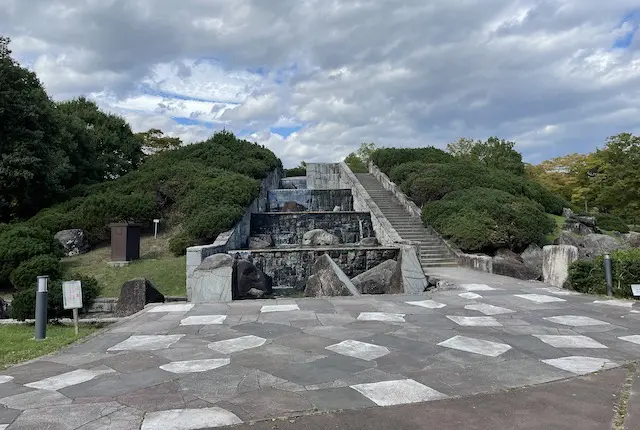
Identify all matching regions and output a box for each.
[355,173,457,269]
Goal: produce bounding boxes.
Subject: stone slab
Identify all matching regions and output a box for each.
[141,407,242,429]
[350,379,447,406]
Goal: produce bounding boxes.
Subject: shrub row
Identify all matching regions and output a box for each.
[568,249,640,297]
[370,147,453,175]
[594,213,630,233]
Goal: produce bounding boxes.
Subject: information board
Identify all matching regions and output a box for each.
[62,280,83,309]
[631,284,640,298]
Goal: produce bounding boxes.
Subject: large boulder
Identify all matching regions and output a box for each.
[54,229,90,256]
[563,219,595,235]
[235,259,273,299]
[555,232,628,259]
[351,260,398,294]
[0,298,9,319]
[492,249,540,280]
[190,254,234,303]
[114,278,165,317]
[543,245,579,288]
[390,245,428,294]
[622,232,640,248]
[305,254,360,297]
[520,244,543,280]
[248,235,273,249]
[358,237,379,247]
[302,229,341,246]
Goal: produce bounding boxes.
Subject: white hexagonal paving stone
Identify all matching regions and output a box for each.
[325,340,390,361]
[207,335,267,354]
[406,300,446,309]
[464,303,515,316]
[148,304,195,313]
[541,356,618,375]
[514,294,566,304]
[357,312,405,323]
[160,358,231,374]
[350,379,448,406]
[0,425,8,430]
[437,335,512,357]
[618,335,640,345]
[107,335,185,351]
[533,335,607,349]
[458,292,482,299]
[544,316,610,327]
[141,407,242,430]
[0,375,13,384]
[593,300,635,308]
[446,316,502,327]
[25,367,115,391]
[180,315,227,326]
[461,284,496,291]
[260,304,300,313]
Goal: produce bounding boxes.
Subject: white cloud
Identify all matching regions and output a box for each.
[2,0,640,167]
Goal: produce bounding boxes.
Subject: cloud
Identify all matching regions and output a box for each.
[2,0,640,167]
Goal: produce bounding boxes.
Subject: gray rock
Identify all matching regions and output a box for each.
[491,254,540,281]
[622,232,640,248]
[304,254,360,297]
[249,235,273,249]
[302,229,341,246]
[236,259,273,299]
[574,215,596,228]
[495,248,524,262]
[114,278,165,317]
[191,254,233,303]
[247,288,265,298]
[333,206,341,212]
[563,219,595,235]
[199,253,233,270]
[54,229,90,256]
[555,232,628,259]
[543,245,579,288]
[562,208,574,218]
[351,260,398,294]
[281,201,307,212]
[390,245,428,294]
[520,244,543,280]
[0,297,9,319]
[358,237,379,247]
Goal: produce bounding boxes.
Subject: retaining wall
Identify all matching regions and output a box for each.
[266,189,353,212]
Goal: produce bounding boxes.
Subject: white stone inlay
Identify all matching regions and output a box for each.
[537,287,579,296]
[619,335,640,345]
[593,300,635,308]
[25,368,115,391]
[465,303,515,315]
[0,424,8,430]
[438,335,512,357]
[180,315,227,326]
[541,356,618,374]
[0,375,13,384]
[544,316,610,327]
[326,340,390,361]
[459,292,482,299]
[208,335,267,354]
[534,335,607,349]
[260,304,300,313]
[462,284,496,291]
[160,359,230,374]
[357,312,406,323]
[141,407,242,430]
[148,304,195,313]
[350,379,447,406]
[514,294,566,304]
[446,316,502,327]
[406,300,446,309]
[107,335,185,351]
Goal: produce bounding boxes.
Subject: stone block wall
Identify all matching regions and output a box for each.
[228,247,400,289]
[280,177,307,189]
[306,163,342,189]
[267,189,353,212]
[250,212,374,246]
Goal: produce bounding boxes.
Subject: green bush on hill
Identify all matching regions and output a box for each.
[422,187,556,253]
[594,213,630,233]
[9,255,63,291]
[370,147,453,175]
[568,249,640,297]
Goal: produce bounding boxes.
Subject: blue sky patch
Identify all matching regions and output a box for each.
[271,125,303,137]
[613,10,639,49]
[171,116,215,128]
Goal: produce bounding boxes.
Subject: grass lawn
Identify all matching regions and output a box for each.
[545,214,566,244]
[62,232,186,298]
[0,324,99,370]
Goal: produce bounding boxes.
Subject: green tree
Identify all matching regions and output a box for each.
[447,137,525,175]
[136,128,182,153]
[0,36,70,221]
[344,142,377,173]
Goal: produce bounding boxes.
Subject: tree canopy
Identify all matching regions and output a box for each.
[447,136,525,175]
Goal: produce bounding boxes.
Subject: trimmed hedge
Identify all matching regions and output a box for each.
[370,147,453,175]
[595,213,630,233]
[422,187,555,253]
[568,249,640,297]
[9,255,63,291]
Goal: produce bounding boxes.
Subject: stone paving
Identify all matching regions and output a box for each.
[2,269,640,429]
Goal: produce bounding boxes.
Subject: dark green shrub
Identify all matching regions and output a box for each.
[568,249,640,298]
[9,255,63,291]
[10,274,101,321]
[422,187,555,253]
[284,166,306,177]
[168,230,193,256]
[595,214,630,233]
[370,147,453,175]
[389,162,432,184]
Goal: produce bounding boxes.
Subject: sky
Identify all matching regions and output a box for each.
[1,0,639,168]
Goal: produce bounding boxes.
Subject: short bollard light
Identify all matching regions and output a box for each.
[603,254,613,297]
[35,275,48,341]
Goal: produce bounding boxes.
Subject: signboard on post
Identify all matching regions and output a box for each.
[631,284,640,298]
[63,280,83,335]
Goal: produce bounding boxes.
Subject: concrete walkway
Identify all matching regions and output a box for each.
[2,272,640,429]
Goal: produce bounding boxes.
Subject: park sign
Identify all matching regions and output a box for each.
[632,284,640,298]
[63,280,83,310]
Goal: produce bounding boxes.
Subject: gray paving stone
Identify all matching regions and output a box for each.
[0,389,71,410]
[62,333,137,354]
[178,365,263,404]
[0,382,32,401]
[296,299,335,312]
[304,325,373,341]
[0,405,20,425]
[2,361,75,385]
[274,333,338,354]
[116,381,198,412]
[316,313,356,326]
[302,387,376,411]
[375,352,431,374]
[59,368,178,399]
[76,406,144,429]
[305,368,406,391]
[234,322,302,339]
[225,388,313,420]
[42,351,116,368]
[290,319,321,328]
[8,401,122,430]
[271,356,375,386]
[90,351,169,374]
[232,343,325,373]
[344,320,401,334]
[361,333,440,356]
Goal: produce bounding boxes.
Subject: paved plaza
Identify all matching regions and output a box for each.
[2,268,640,429]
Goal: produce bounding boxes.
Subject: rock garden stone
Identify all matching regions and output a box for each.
[249,235,273,249]
[235,259,273,299]
[305,254,360,297]
[520,244,543,280]
[281,201,307,212]
[114,278,165,317]
[302,229,341,246]
[54,229,90,256]
[389,245,427,294]
[358,237,379,247]
[190,254,234,303]
[492,254,540,281]
[351,259,398,294]
[543,245,579,288]
[622,232,640,248]
[0,297,9,319]
[555,232,629,259]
